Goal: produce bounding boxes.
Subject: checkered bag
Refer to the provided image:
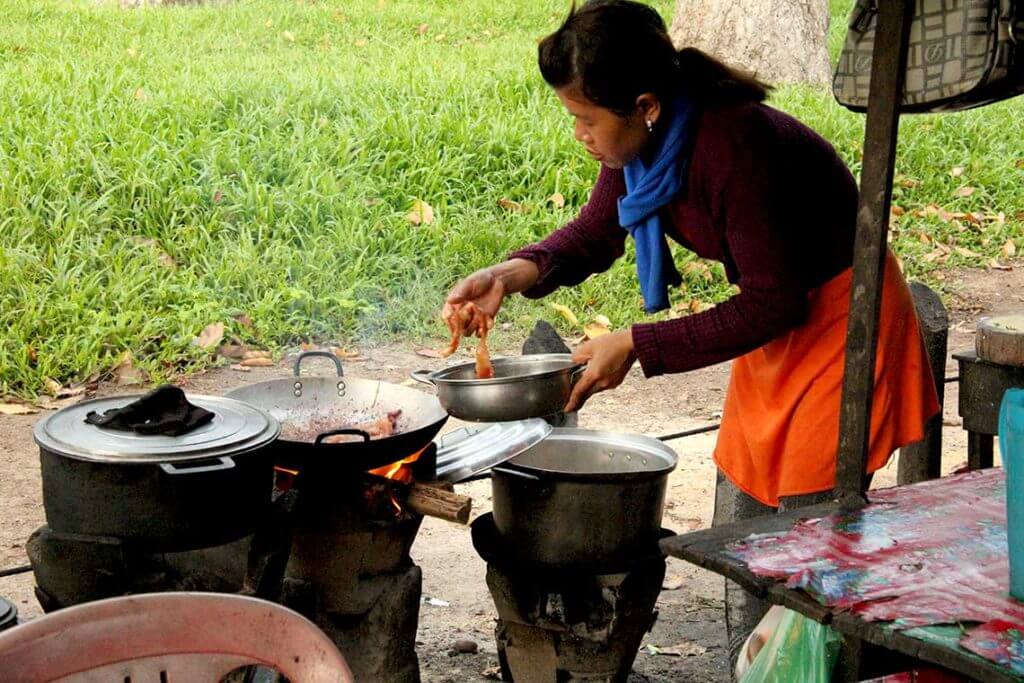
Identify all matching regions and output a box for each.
[833,0,1024,113]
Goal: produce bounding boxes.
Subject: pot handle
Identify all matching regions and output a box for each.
[410,369,436,387]
[159,456,236,475]
[315,429,371,445]
[492,466,541,482]
[294,350,344,378]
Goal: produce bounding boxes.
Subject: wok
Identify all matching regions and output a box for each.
[226,351,448,472]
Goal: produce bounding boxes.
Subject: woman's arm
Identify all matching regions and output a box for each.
[509,164,628,298]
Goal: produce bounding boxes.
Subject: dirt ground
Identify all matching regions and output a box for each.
[1,265,1022,681]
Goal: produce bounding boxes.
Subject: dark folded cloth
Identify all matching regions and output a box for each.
[85,385,215,436]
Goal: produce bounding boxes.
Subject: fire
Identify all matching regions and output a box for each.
[369,447,424,486]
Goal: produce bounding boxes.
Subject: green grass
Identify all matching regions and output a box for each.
[1,0,1022,397]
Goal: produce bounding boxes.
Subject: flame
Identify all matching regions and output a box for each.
[368,447,424,486]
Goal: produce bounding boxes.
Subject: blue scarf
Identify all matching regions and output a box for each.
[617,96,698,314]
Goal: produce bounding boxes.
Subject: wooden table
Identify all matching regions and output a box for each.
[661,470,1024,683]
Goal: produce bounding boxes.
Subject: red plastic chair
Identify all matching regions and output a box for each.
[0,592,354,683]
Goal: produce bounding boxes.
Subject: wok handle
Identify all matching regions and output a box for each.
[294,351,344,378]
[410,369,436,386]
[315,429,371,445]
[159,456,236,475]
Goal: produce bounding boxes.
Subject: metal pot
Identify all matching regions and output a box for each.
[33,394,280,551]
[226,351,449,473]
[411,354,585,422]
[491,429,678,569]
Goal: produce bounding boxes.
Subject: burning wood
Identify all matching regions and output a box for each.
[406,482,472,525]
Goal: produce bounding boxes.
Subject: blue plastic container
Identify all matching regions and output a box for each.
[1001,388,1024,599]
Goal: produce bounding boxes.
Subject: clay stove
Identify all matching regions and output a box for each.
[472,514,667,683]
[27,443,454,683]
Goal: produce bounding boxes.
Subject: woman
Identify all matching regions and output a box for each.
[443,0,939,666]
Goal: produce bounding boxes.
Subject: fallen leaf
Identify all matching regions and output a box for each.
[682,261,713,282]
[43,377,62,397]
[26,347,37,363]
[234,313,254,328]
[112,351,148,386]
[498,198,525,213]
[364,197,382,207]
[482,666,502,680]
[126,47,138,58]
[688,299,710,314]
[219,344,246,360]
[890,205,906,217]
[662,575,685,591]
[434,33,446,42]
[417,23,429,35]
[333,347,360,359]
[195,322,225,350]
[898,178,922,189]
[989,259,1013,271]
[951,166,964,177]
[242,349,272,360]
[584,322,611,339]
[354,38,369,47]
[647,641,708,657]
[157,251,176,269]
[282,30,296,42]
[213,190,223,204]
[955,186,975,198]
[1016,159,1024,170]
[1004,240,1018,259]
[955,246,981,258]
[406,199,435,225]
[265,18,273,28]
[416,348,444,359]
[548,302,579,326]
[0,402,38,416]
[548,192,566,209]
[593,314,612,328]
[134,87,147,101]
[240,357,275,368]
[230,364,251,373]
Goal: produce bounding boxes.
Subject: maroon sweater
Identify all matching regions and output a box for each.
[510,102,859,377]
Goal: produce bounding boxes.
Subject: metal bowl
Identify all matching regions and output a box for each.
[411,354,585,422]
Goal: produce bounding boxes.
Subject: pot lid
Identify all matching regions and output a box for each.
[33,394,280,464]
[435,419,552,483]
[0,597,17,632]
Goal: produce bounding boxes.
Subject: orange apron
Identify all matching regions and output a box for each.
[714,252,940,507]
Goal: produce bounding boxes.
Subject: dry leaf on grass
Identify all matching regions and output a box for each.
[242,349,272,360]
[683,261,713,282]
[955,186,975,198]
[593,314,612,328]
[498,198,525,213]
[989,259,1013,271]
[898,178,922,189]
[219,344,246,360]
[890,205,906,217]
[43,377,62,397]
[416,348,444,359]
[1004,240,1018,259]
[195,322,225,350]
[548,192,566,209]
[282,31,296,42]
[406,199,434,225]
[240,357,275,368]
[951,166,964,177]
[354,38,369,47]
[333,347,361,359]
[417,23,429,35]
[548,302,579,326]
[0,402,39,416]
[134,87,147,101]
[113,351,148,386]
[230,364,251,373]
[955,246,981,258]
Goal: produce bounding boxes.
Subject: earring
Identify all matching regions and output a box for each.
[645,119,654,133]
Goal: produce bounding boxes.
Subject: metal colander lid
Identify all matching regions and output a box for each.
[435,419,552,483]
[33,394,280,464]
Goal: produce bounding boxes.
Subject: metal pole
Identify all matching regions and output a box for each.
[834,0,916,508]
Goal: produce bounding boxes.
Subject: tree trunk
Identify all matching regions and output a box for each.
[670,0,833,87]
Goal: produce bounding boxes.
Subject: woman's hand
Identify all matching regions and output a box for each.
[565,329,637,413]
[443,259,539,335]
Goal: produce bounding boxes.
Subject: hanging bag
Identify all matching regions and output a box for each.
[833,0,1024,113]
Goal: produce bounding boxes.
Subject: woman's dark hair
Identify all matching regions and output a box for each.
[538,0,771,115]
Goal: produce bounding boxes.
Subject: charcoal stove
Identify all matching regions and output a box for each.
[27,440,440,683]
[472,513,668,683]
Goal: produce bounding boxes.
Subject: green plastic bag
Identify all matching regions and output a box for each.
[740,608,841,683]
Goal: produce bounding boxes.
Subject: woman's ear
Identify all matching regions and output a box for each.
[635,93,661,126]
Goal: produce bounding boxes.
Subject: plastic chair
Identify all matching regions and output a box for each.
[0,592,354,683]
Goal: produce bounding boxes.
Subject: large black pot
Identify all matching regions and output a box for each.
[33,394,279,551]
[491,429,677,570]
